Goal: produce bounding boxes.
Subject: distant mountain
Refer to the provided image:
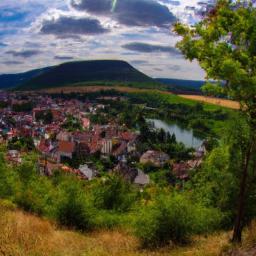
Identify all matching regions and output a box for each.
[0,67,52,90]
[156,78,205,94]
[17,60,162,91]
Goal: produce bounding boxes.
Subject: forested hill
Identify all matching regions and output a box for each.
[156,78,205,94]
[0,67,52,90]
[16,60,162,91]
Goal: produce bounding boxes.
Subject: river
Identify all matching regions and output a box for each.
[147,119,204,148]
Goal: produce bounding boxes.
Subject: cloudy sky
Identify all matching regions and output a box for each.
[0,0,216,79]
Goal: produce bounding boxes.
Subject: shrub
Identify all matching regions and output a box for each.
[93,210,124,230]
[93,175,136,212]
[55,181,94,231]
[134,193,223,247]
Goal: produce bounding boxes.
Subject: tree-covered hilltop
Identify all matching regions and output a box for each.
[16,60,163,91]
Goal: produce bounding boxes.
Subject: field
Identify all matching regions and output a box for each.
[179,95,240,110]
[41,85,238,110]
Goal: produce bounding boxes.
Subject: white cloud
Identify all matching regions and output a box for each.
[0,0,207,80]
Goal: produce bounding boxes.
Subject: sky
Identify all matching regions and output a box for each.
[0,0,217,80]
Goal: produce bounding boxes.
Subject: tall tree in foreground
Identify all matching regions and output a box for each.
[174,0,256,243]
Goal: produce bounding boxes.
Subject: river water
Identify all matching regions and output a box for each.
[147,119,203,148]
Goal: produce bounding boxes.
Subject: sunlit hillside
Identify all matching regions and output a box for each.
[1,200,256,256]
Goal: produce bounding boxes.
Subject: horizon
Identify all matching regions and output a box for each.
[0,59,206,81]
[0,0,214,80]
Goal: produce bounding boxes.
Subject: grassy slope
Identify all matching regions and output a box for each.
[2,200,256,256]
[0,200,233,256]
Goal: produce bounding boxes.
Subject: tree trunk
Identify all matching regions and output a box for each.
[232,140,254,243]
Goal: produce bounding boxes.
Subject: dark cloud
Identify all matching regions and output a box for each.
[169,65,181,71]
[54,56,74,60]
[71,0,176,28]
[41,16,109,37]
[24,42,41,48]
[0,42,7,47]
[2,61,23,65]
[130,60,148,65]
[5,50,42,58]
[71,0,112,14]
[122,42,181,56]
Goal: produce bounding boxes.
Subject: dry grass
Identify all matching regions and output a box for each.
[179,95,240,110]
[0,201,234,256]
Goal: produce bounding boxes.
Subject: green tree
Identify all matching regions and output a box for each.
[35,110,53,124]
[93,175,136,212]
[174,0,256,242]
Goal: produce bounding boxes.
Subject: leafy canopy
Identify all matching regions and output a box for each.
[174,0,256,123]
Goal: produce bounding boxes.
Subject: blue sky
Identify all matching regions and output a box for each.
[0,0,217,79]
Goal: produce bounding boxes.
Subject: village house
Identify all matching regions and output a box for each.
[82,117,90,130]
[57,140,75,163]
[113,162,150,186]
[140,150,170,167]
[172,143,206,180]
[79,164,98,180]
[113,162,138,183]
[134,170,150,186]
[6,150,22,165]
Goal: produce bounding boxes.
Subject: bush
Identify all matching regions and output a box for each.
[134,193,223,247]
[55,181,94,231]
[93,175,137,212]
[93,210,125,229]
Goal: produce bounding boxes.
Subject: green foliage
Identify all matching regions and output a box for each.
[55,180,94,231]
[62,115,83,132]
[174,2,256,240]
[188,117,256,228]
[93,175,136,212]
[188,145,237,226]
[12,102,33,112]
[134,193,223,247]
[35,110,53,124]
[0,101,8,109]
[174,0,256,118]
[0,147,229,247]
[7,137,35,151]
[202,82,224,97]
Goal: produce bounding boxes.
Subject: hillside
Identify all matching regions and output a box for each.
[156,78,205,94]
[17,60,163,91]
[2,200,256,256]
[0,67,52,89]
[0,200,236,256]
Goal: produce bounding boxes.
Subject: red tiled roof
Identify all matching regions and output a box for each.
[38,139,50,153]
[58,141,75,153]
[120,131,136,141]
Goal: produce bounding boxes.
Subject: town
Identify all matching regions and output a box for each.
[0,90,206,186]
